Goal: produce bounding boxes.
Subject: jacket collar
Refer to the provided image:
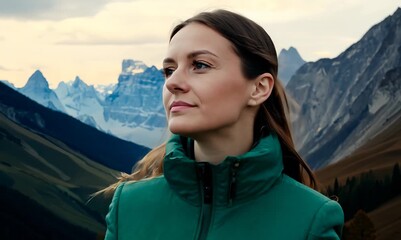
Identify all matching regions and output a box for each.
[163,133,284,207]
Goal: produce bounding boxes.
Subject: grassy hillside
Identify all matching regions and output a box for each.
[368,195,401,240]
[0,112,119,239]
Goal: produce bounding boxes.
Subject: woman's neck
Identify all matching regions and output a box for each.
[193,128,254,165]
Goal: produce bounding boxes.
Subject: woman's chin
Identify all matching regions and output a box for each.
[169,127,192,136]
[168,123,199,137]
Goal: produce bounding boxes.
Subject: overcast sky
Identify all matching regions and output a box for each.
[0,0,399,88]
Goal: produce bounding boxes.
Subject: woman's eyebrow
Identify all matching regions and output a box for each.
[163,58,175,65]
[188,50,218,58]
[163,50,218,65]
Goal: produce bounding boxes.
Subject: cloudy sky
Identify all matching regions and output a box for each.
[0,0,399,88]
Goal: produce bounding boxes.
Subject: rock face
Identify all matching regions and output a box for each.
[286,8,401,169]
[101,61,167,147]
[104,64,166,130]
[55,76,104,130]
[278,47,306,86]
[20,70,65,112]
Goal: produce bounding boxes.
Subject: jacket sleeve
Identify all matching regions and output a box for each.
[105,182,126,240]
[307,200,344,240]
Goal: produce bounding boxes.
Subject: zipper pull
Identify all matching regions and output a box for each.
[228,160,240,206]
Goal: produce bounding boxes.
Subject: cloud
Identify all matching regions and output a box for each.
[56,36,165,45]
[0,65,9,71]
[0,0,134,21]
[0,65,22,71]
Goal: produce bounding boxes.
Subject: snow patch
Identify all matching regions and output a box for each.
[369,91,389,114]
[295,84,311,90]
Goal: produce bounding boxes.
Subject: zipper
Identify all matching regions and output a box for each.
[196,162,213,240]
[228,159,240,207]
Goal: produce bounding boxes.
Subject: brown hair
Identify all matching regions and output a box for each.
[100,9,316,196]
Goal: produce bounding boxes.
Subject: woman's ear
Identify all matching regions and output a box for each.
[248,73,274,106]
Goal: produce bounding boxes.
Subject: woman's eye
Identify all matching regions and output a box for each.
[163,68,175,78]
[192,61,210,70]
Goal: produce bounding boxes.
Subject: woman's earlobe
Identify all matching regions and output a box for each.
[248,98,258,106]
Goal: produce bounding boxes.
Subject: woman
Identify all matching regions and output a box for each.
[104,9,344,240]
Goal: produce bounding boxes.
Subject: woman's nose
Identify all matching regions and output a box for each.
[165,68,190,94]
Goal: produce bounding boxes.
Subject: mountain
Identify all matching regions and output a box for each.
[20,70,65,112]
[0,82,149,173]
[55,76,104,130]
[10,60,168,149]
[286,8,401,169]
[105,65,165,129]
[103,60,168,147]
[50,60,168,148]
[278,47,306,86]
[121,59,148,75]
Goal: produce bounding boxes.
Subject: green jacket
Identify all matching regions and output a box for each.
[105,133,344,240]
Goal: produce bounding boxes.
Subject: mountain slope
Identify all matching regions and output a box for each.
[368,195,401,240]
[0,109,118,238]
[315,111,401,185]
[287,8,401,169]
[0,82,149,173]
[0,80,16,89]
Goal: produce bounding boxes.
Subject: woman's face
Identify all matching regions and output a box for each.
[162,23,256,137]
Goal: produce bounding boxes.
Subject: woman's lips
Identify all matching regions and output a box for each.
[170,101,196,113]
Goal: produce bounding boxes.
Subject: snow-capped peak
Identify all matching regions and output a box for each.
[121,59,148,75]
[20,70,65,112]
[72,76,86,89]
[23,70,50,90]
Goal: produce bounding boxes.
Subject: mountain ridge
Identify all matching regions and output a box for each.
[0,81,149,173]
[286,7,401,169]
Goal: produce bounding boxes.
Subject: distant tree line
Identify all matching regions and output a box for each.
[327,163,401,221]
[326,163,401,240]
